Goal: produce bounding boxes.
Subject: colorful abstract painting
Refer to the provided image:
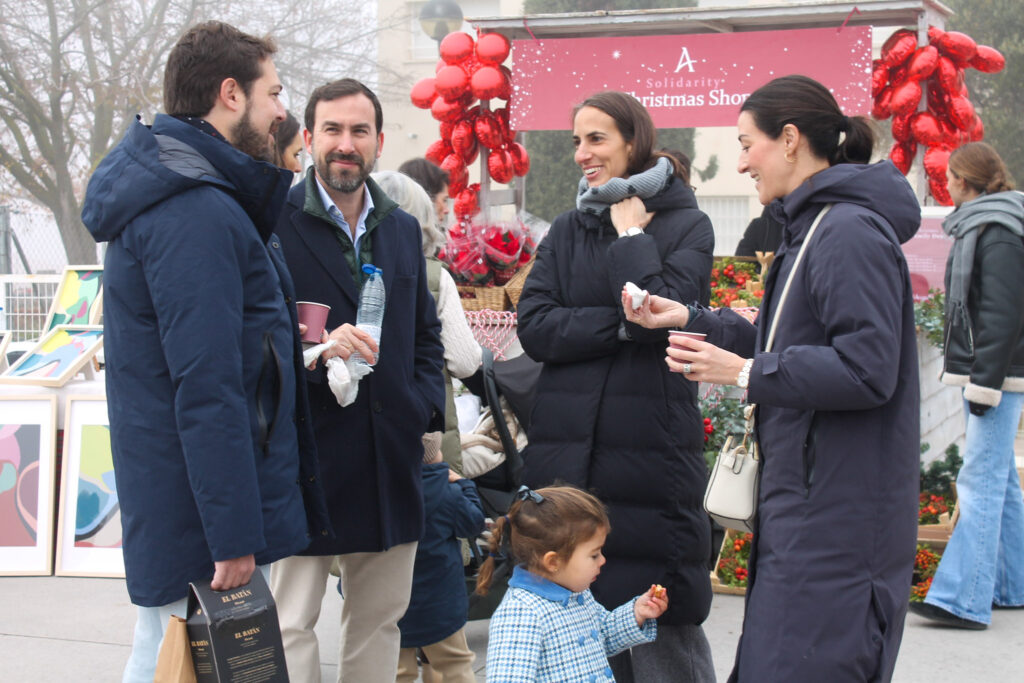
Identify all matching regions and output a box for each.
[0,396,56,576]
[0,326,103,387]
[56,396,124,577]
[45,267,103,331]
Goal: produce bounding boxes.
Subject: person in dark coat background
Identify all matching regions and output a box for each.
[909,142,1024,629]
[270,79,446,683]
[734,205,783,263]
[517,90,716,682]
[624,75,921,682]
[80,22,330,682]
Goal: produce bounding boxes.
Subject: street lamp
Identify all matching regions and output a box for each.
[419,0,464,45]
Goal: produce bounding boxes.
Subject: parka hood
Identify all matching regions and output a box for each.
[774,161,921,244]
[82,114,291,243]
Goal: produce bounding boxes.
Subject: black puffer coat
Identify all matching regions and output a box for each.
[517,177,714,626]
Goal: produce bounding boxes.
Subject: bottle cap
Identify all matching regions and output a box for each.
[361,263,376,274]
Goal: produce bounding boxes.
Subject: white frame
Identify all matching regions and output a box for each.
[0,325,103,387]
[0,395,58,576]
[55,396,124,577]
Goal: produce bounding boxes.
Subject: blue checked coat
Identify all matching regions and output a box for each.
[486,566,656,683]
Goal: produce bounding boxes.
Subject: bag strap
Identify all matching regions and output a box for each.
[763,204,832,353]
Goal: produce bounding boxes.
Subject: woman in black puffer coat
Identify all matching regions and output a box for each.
[517,90,715,683]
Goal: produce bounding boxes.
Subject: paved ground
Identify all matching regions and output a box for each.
[1,572,1023,681]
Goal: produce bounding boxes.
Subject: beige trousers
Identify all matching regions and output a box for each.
[396,627,476,683]
[270,542,417,683]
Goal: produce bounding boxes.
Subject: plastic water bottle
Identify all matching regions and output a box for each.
[352,264,385,367]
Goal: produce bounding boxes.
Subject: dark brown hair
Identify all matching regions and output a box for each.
[740,75,875,166]
[948,142,1016,194]
[475,486,610,595]
[163,21,277,117]
[573,91,685,180]
[273,111,301,167]
[304,78,383,135]
[398,158,449,198]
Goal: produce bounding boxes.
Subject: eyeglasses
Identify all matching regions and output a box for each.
[515,485,545,505]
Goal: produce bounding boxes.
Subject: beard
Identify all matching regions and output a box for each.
[314,148,375,194]
[231,104,275,163]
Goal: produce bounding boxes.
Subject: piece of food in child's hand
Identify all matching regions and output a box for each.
[651,584,666,599]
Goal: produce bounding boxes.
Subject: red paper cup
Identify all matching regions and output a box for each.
[668,330,706,347]
[296,302,330,344]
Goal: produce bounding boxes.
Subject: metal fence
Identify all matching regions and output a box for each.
[1,274,62,341]
[0,204,70,275]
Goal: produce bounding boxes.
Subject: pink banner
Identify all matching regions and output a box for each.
[903,209,954,302]
[511,27,872,130]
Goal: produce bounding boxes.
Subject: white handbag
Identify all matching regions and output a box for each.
[703,205,832,532]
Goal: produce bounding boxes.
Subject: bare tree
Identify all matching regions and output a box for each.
[0,0,406,266]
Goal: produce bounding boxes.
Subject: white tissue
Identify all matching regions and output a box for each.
[624,282,648,311]
[326,356,373,407]
[303,340,337,368]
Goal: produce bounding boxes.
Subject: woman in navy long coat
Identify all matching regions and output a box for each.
[625,76,922,682]
[517,91,716,682]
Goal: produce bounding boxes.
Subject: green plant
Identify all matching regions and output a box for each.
[910,543,942,602]
[717,531,753,587]
[920,443,962,503]
[914,289,945,349]
[710,258,763,308]
[699,385,748,471]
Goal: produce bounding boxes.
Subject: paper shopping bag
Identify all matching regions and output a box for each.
[154,614,197,683]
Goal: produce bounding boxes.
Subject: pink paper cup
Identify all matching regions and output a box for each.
[296,302,330,344]
[668,330,706,348]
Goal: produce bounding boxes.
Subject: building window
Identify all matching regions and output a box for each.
[696,195,750,256]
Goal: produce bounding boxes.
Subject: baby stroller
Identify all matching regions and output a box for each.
[463,346,541,619]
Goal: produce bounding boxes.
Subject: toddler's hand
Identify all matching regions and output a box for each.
[634,584,669,626]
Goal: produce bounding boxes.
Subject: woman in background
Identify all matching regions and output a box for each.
[910,142,1024,629]
[399,157,450,230]
[273,111,303,174]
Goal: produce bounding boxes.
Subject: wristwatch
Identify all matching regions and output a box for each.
[736,358,754,389]
[620,226,643,238]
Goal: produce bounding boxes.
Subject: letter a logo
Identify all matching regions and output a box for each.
[675,47,696,74]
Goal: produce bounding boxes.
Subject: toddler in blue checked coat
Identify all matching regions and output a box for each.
[476,486,667,682]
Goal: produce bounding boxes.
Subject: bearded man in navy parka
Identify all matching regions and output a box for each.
[80,22,330,682]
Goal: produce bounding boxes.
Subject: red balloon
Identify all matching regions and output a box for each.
[908,46,939,81]
[453,187,480,218]
[872,86,893,120]
[474,111,505,149]
[937,115,958,142]
[410,78,437,109]
[439,32,475,65]
[889,63,908,87]
[968,115,985,142]
[970,45,1005,73]
[929,176,953,206]
[948,96,975,130]
[891,113,912,142]
[889,80,922,117]
[889,143,914,175]
[435,58,446,74]
[871,61,889,98]
[461,138,479,166]
[435,65,469,102]
[936,31,978,65]
[927,25,945,45]
[450,120,474,154]
[487,149,514,184]
[909,112,944,146]
[923,146,950,180]
[935,56,961,93]
[927,80,950,118]
[425,139,452,166]
[441,153,468,189]
[508,142,530,176]
[497,65,513,100]
[470,66,504,100]
[476,32,511,65]
[882,29,917,68]
[430,96,465,122]
[439,120,456,141]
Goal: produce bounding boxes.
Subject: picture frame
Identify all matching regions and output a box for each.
[0,395,58,576]
[55,396,124,577]
[0,325,103,387]
[42,266,104,333]
[0,331,10,372]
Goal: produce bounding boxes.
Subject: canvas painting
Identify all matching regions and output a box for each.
[0,395,57,575]
[0,325,103,387]
[56,396,124,577]
[43,266,104,332]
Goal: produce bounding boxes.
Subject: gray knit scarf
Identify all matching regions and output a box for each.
[576,156,673,215]
[942,190,1024,328]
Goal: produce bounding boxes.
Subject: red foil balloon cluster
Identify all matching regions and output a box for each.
[409,31,529,225]
[872,26,1005,205]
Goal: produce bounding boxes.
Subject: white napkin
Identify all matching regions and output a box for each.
[302,340,336,368]
[624,281,648,311]
[326,357,373,407]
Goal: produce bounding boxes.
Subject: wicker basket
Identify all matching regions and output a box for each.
[457,284,511,311]
[504,259,534,310]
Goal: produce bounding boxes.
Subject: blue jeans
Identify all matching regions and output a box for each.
[122,565,271,683]
[925,391,1024,624]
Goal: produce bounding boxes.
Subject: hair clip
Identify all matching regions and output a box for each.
[515,485,545,505]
